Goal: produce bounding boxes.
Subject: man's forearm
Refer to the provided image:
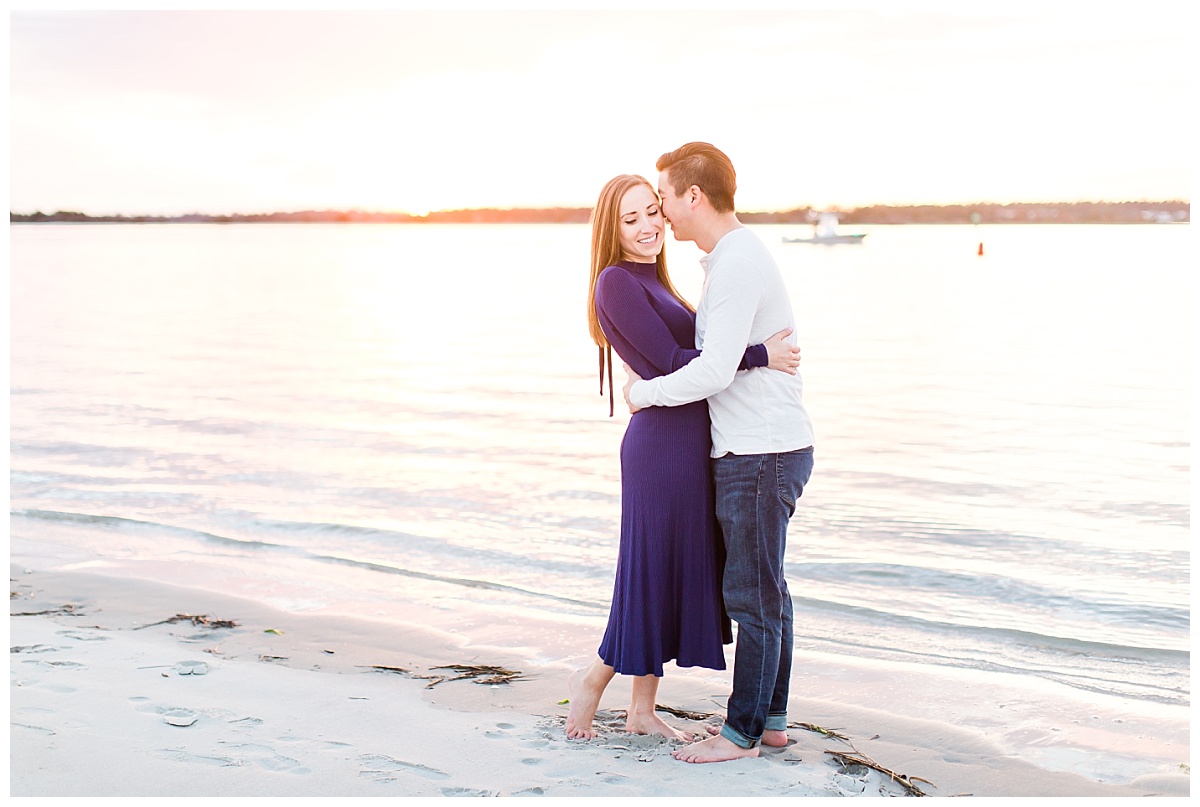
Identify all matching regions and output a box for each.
[629,360,736,408]
[629,260,761,409]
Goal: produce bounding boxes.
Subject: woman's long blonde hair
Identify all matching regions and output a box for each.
[586,174,694,349]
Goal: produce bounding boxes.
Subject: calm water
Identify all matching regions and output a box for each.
[8,222,1190,710]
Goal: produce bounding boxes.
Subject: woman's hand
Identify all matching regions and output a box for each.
[764,328,801,375]
[622,362,644,414]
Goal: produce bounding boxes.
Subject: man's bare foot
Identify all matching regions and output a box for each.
[625,712,694,741]
[672,733,759,763]
[705,723,788,747]
[565,667,604,740]
[762,729,788,747]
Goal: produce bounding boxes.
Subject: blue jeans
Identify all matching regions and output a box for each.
[714,448,813,749]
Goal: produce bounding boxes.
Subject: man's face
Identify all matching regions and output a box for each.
[657,170,691,243]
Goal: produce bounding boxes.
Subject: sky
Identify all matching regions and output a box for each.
[8,6,1195,216]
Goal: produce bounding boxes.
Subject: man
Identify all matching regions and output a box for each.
[622,142,815,764]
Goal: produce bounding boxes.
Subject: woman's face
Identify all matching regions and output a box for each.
[617,183,665,263]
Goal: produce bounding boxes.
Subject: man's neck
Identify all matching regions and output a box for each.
[695,213,743,254]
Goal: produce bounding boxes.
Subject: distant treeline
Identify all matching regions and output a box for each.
[9,208,592,224]
[10,200,1189,225]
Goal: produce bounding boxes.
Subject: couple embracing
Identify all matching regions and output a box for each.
[570,142,815,764]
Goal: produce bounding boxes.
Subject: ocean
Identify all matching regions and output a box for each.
[8,221,1190,767]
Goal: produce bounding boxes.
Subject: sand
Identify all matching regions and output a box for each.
[8,562,1189,799]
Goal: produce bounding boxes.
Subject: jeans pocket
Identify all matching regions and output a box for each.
[775,451,813,515]
[775,459,797,515]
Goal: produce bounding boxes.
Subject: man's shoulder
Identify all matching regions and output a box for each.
[716,227,772,257]
[711,229,776,276]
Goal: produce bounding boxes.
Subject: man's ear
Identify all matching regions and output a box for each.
[688,185,703,208]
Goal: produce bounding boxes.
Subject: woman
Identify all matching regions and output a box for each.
[567,174,798,740]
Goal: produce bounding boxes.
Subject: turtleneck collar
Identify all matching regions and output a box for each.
[618,259,657,275]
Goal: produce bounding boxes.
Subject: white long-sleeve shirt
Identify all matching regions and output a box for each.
[628,227,815,458]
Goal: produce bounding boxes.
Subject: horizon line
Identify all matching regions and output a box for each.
[9,198,1192,219]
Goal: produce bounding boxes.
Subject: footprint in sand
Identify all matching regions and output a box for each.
[219,742,311,774]
[357,753,450,782]
[56,630,112,642]
[228,716,263,727]
[10,644,69,654]
[133,702,199,727]
[21,659,86,670]
[163,708,199,727]
[13,705,89,731]
[178,633,221,644]
[149,744,310,774]
[11,722,56,736]
[148,749,237,767]
[172,660,210,676]
[278,733,353,751]
[135,702,264,730]
[14,679,76,694]
[190,706,259,726]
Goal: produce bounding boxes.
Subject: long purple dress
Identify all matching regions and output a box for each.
[593,260,764,676]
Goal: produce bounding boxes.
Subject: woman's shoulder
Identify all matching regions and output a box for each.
[596,263,637,292]
[595,264,646,313]
[598,262,626,279]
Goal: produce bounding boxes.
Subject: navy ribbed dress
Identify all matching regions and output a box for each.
[594,260,761,677]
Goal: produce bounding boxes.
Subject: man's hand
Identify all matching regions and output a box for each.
[622,363,643,414]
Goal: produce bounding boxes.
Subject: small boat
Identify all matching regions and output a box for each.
[783,212,866,245]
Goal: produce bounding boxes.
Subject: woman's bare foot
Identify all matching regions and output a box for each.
[705,722,788,746]
[565,667,605,740]
[672,733,759,764]
[625,711,694,741]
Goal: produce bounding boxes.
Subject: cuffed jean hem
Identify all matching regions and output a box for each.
[720,723,758,749]
[719,714,787,748]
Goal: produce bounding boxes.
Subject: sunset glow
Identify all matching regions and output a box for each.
[9,8,1193,217]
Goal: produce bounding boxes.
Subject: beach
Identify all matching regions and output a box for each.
[8,221,1190,799]
[9,557,1186,799]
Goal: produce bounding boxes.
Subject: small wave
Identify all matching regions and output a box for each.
[305,554,605,610]
[10,508,607,611]
[12,509,284,551]
[789,560,1190,641]
[790,592,1190,661]
[241,515,608,576]
[803,627,1190,707]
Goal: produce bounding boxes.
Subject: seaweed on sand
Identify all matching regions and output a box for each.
[364,663,528,689]
[134,613,239,630]
[789,720,850,741]
[11,603,83,617]
[825,747,937,797]
[651,704,719,721]
[428,664,529,687]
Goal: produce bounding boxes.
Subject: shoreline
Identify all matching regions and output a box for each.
[9,561,1187,798]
